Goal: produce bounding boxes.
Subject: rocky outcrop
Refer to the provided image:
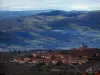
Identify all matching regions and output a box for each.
[86,62,100,73]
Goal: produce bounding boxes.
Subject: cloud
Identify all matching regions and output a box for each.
[0,0,100,10]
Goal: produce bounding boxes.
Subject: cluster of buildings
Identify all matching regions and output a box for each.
[10,43,92,65]
[10,52,88,65]
[10,43,100,66]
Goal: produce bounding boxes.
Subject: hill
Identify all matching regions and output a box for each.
[0,10,100,51]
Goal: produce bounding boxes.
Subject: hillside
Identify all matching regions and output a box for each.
[0,10,100,51]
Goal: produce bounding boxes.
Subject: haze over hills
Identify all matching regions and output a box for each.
[0,10,53,20]
[0,10,100,51]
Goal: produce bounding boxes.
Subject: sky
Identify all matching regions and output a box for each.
[0,0,100,11]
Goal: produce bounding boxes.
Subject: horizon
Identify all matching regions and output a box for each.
[0,8,100,12]
[1,0,100,11]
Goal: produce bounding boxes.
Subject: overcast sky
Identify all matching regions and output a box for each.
[0,0,100,11]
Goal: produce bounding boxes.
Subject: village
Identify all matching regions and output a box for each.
[10,43,90,65]
[8,43,100,75]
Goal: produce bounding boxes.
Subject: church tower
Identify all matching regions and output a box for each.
[82,43,87,48]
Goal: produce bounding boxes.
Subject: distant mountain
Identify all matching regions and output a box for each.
[0,10,52,20]
[38,10,87,17]
[0,10,100,51]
